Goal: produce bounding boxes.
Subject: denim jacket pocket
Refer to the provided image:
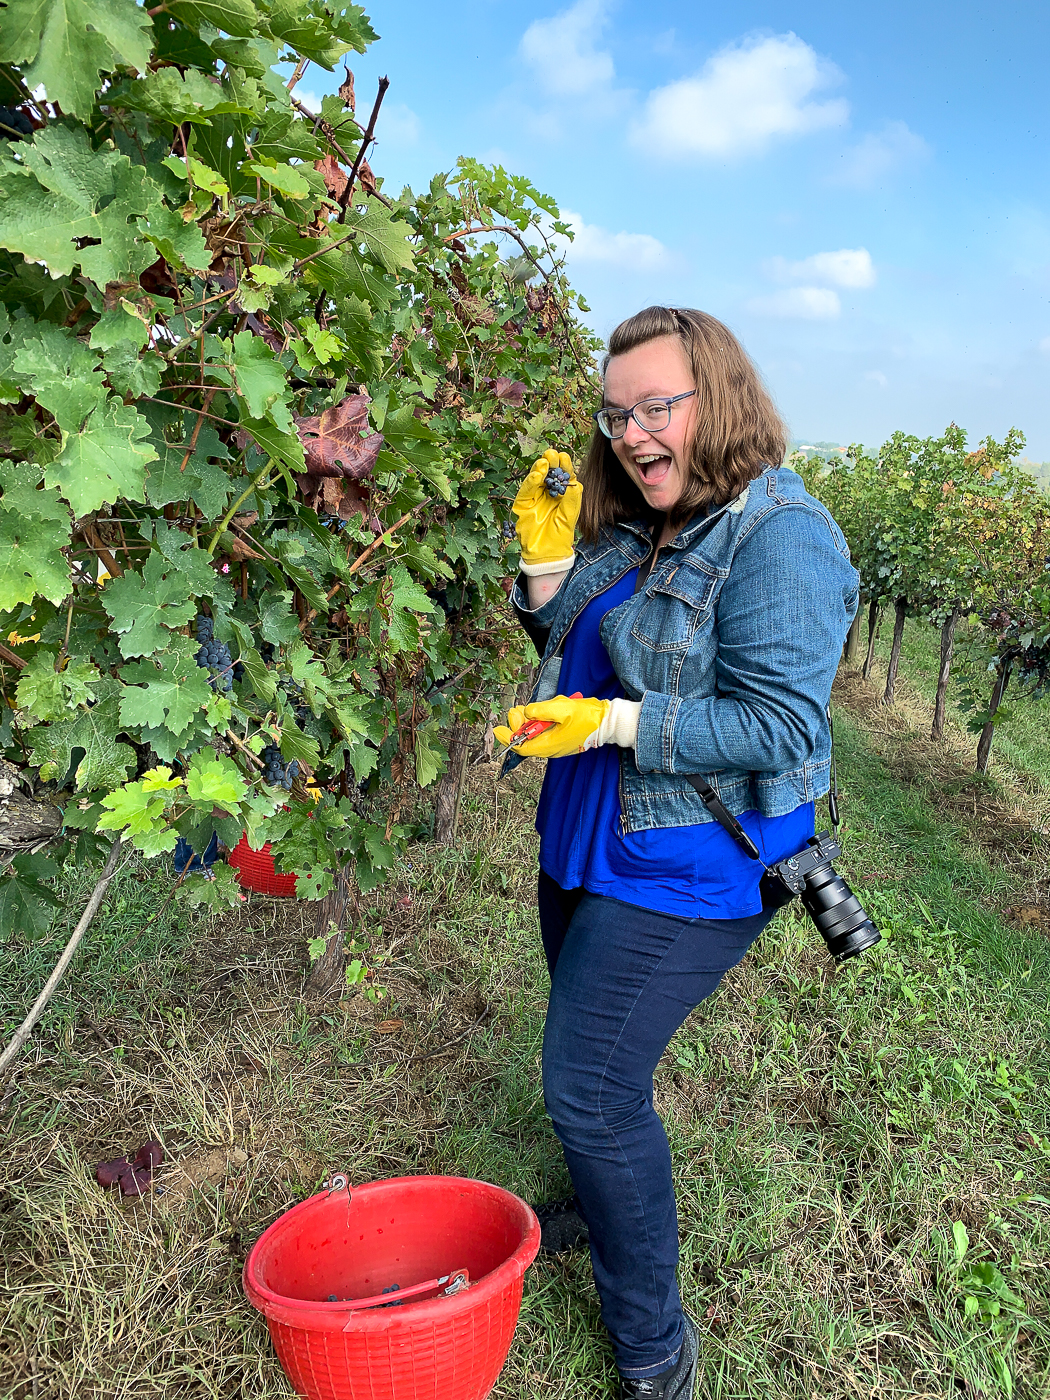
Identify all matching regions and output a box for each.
[629,559,724,653]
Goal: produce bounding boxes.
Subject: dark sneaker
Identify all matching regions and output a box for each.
[620,1315,698,1399]
[531,1195,589,1255]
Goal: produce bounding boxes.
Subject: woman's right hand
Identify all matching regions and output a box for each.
[512,448,582,577]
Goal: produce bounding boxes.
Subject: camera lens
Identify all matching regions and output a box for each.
[800,862,881,962]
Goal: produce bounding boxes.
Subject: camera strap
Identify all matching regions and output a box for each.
[682,704,841,865]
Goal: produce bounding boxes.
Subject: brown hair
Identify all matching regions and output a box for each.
[578,306,787,542]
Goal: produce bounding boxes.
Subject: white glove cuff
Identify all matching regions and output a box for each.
[518,555,575,578]
[595,698,641,750]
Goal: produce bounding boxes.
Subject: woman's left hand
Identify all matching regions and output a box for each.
[495,695,641,758]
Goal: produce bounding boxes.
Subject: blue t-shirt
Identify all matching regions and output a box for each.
[535,569,815,918]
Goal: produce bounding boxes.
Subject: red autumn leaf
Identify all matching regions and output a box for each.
[491,377,526,407]
[294,474,382,533]
[294,394,384,480]
[96,1156,131,1189]
[119,1165,153,1197]
[314,153,347,202]
[134,1140,165,1170]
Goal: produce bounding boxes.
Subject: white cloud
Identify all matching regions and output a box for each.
[864,370,889,388]
[553,211,669,271]
[630,32,848,160]
[829,120,929,189]
[519,0,614,99]
[376,102,421,147]
[746,287,841,320]
[766,247,876,289]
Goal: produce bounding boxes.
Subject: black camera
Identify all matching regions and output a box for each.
[759,831,881,962]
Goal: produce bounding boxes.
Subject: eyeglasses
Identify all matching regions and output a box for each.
[593,391,696,440]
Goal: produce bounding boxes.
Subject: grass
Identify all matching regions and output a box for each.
[861,609,1050,789]
[1,669,1049,1399]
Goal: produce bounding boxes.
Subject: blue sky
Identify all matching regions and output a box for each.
[300,1,1050,458]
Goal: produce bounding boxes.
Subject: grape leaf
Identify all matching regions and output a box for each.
[242,160,311,199]
[0,462,71,610]
[117,68,255,124]
[101,544,215,657]
[0,852,61,938]
[142,408,232,518]
[27,678,135,790]
[140,202,211,273]
[166,0,260,40]
[231,331,292,424]
[0,0,153,120]
[0,127,165,285]
[119,642,211,736]
[45,400,156,516]
[16,650,99,720]
[237,412,306,478]
[294,393,383,478]
[97,780,170,839]
[185,751,248,806]
[414,720,442,787]
[13,324,108,433]
[102,343,163,400]
[351,198,415,274]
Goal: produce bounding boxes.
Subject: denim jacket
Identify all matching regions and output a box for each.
[503,465,859,833]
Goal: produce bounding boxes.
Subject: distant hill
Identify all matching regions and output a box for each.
[1020,458,1050,492]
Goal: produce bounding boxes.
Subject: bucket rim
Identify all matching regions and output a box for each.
[242,1174,540,1333]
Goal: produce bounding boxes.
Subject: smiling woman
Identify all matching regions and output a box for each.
[496,304,859,1398]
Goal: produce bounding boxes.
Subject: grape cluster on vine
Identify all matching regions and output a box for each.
[320,513,349,532]
[501,519,517,541]
[544,466,571,497]
[195,617,232,691]
[280,675,310,726]
[0,107,33,140]
[260,744,299,790]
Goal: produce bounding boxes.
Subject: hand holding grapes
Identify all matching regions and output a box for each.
[512,448,583,576]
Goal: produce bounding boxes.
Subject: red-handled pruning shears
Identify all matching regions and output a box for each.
[504,692,583,747]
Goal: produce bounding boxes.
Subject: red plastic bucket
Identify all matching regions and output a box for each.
[228,833,298,897]
[243,1175,540,1400]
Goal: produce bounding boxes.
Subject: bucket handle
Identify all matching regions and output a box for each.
[340,1269,470,1326]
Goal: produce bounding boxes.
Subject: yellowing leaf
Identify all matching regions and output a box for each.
[185,751,248,806]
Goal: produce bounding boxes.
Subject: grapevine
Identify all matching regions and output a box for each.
[0,0,602,931]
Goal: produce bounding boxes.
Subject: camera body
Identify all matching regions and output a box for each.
[760,832,881,962]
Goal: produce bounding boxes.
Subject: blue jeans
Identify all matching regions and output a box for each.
[538,871,772,1378]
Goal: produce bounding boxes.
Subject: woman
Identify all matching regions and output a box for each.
[495,307,859,1399]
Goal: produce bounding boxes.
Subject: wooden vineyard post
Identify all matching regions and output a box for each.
[931,604,961,740]
[882,599,908,705]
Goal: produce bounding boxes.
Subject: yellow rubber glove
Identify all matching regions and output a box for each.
[494,694,611,758]
[512,448,583,576]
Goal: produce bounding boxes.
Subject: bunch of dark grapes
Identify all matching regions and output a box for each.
[501,519,517,541]
[196,614,213,644]
[260,744,300,790]
[279,676,310,726]
[260,641,276,665]
[544,465,571,498]
[0,107,33,140]
[320,513,349,532]
[196,635,233,691]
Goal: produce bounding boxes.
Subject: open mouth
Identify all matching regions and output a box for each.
[633,453,672,484]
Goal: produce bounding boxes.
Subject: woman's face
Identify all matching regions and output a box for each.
[604,336,698,515]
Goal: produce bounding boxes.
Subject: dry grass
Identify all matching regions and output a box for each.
[1,696,1048,1399]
